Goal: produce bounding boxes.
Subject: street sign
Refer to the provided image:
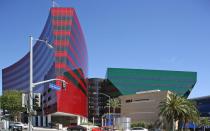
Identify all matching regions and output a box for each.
[49,83,61,90]
[22,93,29,108]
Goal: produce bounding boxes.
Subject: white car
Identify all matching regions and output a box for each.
[13,122,28,129]
[131,127,148,131]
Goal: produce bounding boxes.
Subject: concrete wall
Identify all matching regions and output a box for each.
[119,90,170,123]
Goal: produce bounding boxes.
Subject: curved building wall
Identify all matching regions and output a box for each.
[2,13,54,93]
[2,7,88,117]
[52,8,88,117]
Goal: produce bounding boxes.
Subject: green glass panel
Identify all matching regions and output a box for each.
[106,68,196,97]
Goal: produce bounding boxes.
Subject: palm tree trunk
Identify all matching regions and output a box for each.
[113,108,115,128]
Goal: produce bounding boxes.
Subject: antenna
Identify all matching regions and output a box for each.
[51,0,59,7]
[52,0,54,7]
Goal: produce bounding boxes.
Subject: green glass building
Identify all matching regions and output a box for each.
[103,68,197,97]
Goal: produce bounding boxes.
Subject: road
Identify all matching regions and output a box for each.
[0,127,67,131]
[1,127,66,131]
[32,127,67,131]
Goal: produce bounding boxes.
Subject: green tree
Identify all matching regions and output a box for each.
[199,117,210,127]
[181,100,199,130]
[131,121,154,129]
[0,90,25,121]
[131,121,147,128]
[159,93,199,131]
[106,98,120,113]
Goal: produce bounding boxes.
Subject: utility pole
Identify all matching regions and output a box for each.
[28,36,67,131]
[29,36,33,131]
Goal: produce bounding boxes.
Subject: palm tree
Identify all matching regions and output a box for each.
[159,93,199,131]
[106,98,120,128]
[182,100,199,130]
[106,98,120,113]
[199,117,210,131]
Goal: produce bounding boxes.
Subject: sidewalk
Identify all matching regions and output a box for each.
[33,127,63,131]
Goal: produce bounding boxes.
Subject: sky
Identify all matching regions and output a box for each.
[0,0,210,98]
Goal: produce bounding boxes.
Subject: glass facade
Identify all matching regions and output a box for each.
[105,68,197,97]
[2,7,88,117]
[192,96,210,117]
[88,78,104,126]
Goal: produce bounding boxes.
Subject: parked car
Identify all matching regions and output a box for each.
[131,127,148,131]
[92,127,102,131]
[12,122,28,129]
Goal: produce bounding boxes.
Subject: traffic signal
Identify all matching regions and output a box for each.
[33,93,41,108]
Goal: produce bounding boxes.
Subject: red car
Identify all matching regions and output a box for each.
[92,127,102,131]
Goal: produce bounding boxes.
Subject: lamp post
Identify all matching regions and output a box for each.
[28,36,67,131]
[93,92,111,127]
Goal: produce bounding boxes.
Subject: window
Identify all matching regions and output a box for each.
[43,92,46,96]
[48,88,51,93]
[125,99,132,103]
[134,99,150,102]
[48,96,51,101]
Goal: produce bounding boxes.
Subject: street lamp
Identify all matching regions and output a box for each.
[28,36,67,131]
[92,92,111,127]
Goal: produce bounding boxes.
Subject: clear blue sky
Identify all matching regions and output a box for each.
[0,0,210,98]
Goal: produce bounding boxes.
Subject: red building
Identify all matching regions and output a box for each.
[2,7,88,126]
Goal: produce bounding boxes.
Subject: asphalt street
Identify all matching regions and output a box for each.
[0,127,66,131]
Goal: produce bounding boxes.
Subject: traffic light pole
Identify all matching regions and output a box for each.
[33,79,67,87]
[29,36,33,131]
[99,93,111,126]
[28,36,67,131]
